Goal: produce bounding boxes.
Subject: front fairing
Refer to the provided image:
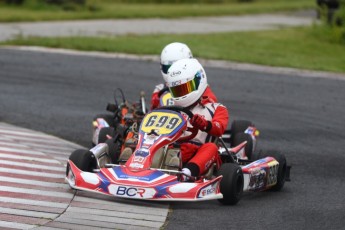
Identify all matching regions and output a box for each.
[66,160,223,201]
[125,109,187,170]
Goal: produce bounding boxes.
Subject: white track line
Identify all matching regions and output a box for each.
[0,122,169,229]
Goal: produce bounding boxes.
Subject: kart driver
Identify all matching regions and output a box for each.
[150,42,217,110]
[165,58,229,180]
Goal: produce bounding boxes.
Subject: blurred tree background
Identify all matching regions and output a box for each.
[0,0,256,5]
[1,0,344,45]
[315,0,344,44]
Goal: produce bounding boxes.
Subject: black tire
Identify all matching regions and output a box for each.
[217,163,244,205]
[231,120,253,134]
[232,132,253,160]
[105,138,121,163]
[252,150,287,191]
[93,114,115,127]
[68,149,97,174]
[230,120,254,145]
[98,127,115,144]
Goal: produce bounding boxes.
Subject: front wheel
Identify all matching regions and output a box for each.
[67,149,97,174]
[217,163,244,205]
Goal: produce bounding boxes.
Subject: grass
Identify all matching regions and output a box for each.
[4,26,345,73]
[0,0,315,22]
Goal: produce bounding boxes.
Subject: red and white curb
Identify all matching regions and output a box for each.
[0,122,169,230]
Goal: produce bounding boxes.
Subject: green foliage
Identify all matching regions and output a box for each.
[335,1,345,43]
[1,0,25,4]
[0,0,315,22]
[316,0,345,44]
[41,0,86,11]
[4,27,345,73]
[103,0,236,3]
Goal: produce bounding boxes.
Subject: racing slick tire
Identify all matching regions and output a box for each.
[252,150,287,191]
[217,163,244,205]
[232,132,253,160]
[105,138,122,164]
[98,127,115,144]
[230,120,254,145]
[68,149,97,173]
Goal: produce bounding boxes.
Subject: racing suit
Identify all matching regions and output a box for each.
[150,83,218,110]
[181,97,229,177]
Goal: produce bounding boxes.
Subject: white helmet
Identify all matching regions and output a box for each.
[160,42,193,78]
[165,58,207,107]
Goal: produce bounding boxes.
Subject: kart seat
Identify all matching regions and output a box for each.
[119,147,133,165]
[164,149,181,171]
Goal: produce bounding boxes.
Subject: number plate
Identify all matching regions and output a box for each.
[140,111,184,135]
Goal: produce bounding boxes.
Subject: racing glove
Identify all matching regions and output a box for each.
[190,114,211,132]
[150,92,160,110]
[180,142,199,163]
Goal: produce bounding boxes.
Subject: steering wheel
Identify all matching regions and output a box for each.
[157,105,198,143]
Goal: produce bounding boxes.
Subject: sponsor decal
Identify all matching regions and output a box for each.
[118,174,151,181]
[198,182,218,198]
[201,187,216,197]
[116,186,145,197]
[133,156,145,163]
[245,127,255,135]
[129,162,144,169]
[171,71,181,77]
[267,161,279,186]
[205,155,215,169]
[132,148,149,165]
[248,167,266,191]
[171,80,182,86]
[135,149,150,158]
[108,185,156,198]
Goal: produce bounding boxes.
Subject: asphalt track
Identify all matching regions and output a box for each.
[0,48,345,229]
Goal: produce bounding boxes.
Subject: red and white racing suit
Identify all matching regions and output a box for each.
[181,97,229,177]
[150,83,218,110]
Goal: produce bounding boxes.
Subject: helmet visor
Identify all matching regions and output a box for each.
[169,74,201,98]
[161,64,171,74]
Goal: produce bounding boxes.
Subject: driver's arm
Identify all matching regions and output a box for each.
[191,103,229,137]
[206,103,229,137]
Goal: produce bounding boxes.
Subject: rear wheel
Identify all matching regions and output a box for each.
[98,127,115,144]
[232,132,253,160]
[252,150,287,191]
[68,149,97,174]
[230,120,253,145]
[217,163,244,205]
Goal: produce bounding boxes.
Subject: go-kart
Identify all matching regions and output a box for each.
[91,88,146,146]
[92,87,259,160]
[66,106,290,205]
